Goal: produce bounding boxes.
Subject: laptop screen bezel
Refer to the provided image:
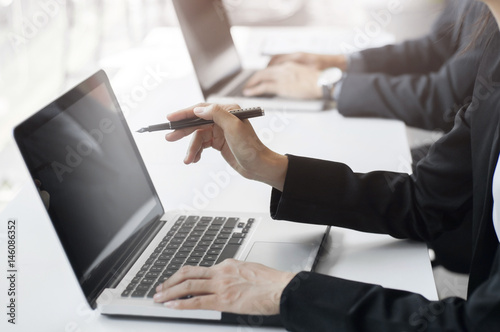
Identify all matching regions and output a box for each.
[13,70,165,309]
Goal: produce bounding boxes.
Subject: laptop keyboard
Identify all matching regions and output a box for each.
[121,215,254,298]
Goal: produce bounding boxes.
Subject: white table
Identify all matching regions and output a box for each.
[0,27,437,332]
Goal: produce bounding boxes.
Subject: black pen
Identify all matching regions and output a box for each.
[136,107,265,133]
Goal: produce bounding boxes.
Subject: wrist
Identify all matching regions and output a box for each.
[255,150,288,191]
[324,54,348,71]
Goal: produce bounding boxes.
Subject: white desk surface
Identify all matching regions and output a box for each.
[0,27,436,332]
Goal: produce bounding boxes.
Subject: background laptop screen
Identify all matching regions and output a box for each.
[14,71,163,306]
[173,0,241,93]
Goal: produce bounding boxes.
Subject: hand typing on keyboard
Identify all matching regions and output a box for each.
[153,259,296,315]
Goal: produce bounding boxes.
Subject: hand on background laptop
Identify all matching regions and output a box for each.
[242,52,347,99]
[153,259,296,315]
[165,103,288,191]
[243,62,322,99]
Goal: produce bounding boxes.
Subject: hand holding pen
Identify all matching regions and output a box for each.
[158,103,287,191]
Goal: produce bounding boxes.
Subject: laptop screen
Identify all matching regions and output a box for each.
[173,0,242,95]
[14,71,164,308]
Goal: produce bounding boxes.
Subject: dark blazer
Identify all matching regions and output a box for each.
[337,0,489,132]
[271,34,500,330]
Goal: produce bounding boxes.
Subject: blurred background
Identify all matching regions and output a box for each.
[0,0,445,211]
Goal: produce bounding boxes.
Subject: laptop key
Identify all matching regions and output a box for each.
[121,289,132,297]
[162,270,175,277]
[126,283,137,290]
[147,289,157,298]
[178,227,192,233]
[186,215,200,222]
[154,260,168,266]
[216,244,240,264]
[167,263,182,271]
[172,257,186,264]
[175,252,189,258]
[187,257,201,264]
[141,278,155,285]
[208,249,221,255]
[224,218,239,228]
[194,246,209,252]
[228,237,244,245]
[146,271,160,278]
[212,217,226,225]
[203,255,217,261]
[200,260,215,267]
[171,238,184,244]
[136,284,151,291]
[150,266,164,272]
[214,239,227,244]
[232,233,246,239]
[159,254,172,260]
[131,290,147,297]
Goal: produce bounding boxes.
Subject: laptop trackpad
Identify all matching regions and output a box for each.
[244,242,315,273]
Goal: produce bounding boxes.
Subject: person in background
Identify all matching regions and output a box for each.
[244,0,497,275]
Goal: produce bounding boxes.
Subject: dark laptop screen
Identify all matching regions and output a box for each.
[14,71,163,307]
[173,0,241,94]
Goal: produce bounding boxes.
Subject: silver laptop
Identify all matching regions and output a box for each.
[14,70,329,326]
[172,0,325,111]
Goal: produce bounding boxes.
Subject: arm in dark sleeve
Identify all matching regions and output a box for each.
[279,247,500,332]
[336,49,482,131]
[270,106,473,243]
[349,0,464,76]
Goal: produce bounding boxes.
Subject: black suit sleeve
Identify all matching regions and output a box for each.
[336,0,479,131]
[271,106,473,242]
[279,248,500,331]
[272,107,498,330]
[337,50,481,131]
